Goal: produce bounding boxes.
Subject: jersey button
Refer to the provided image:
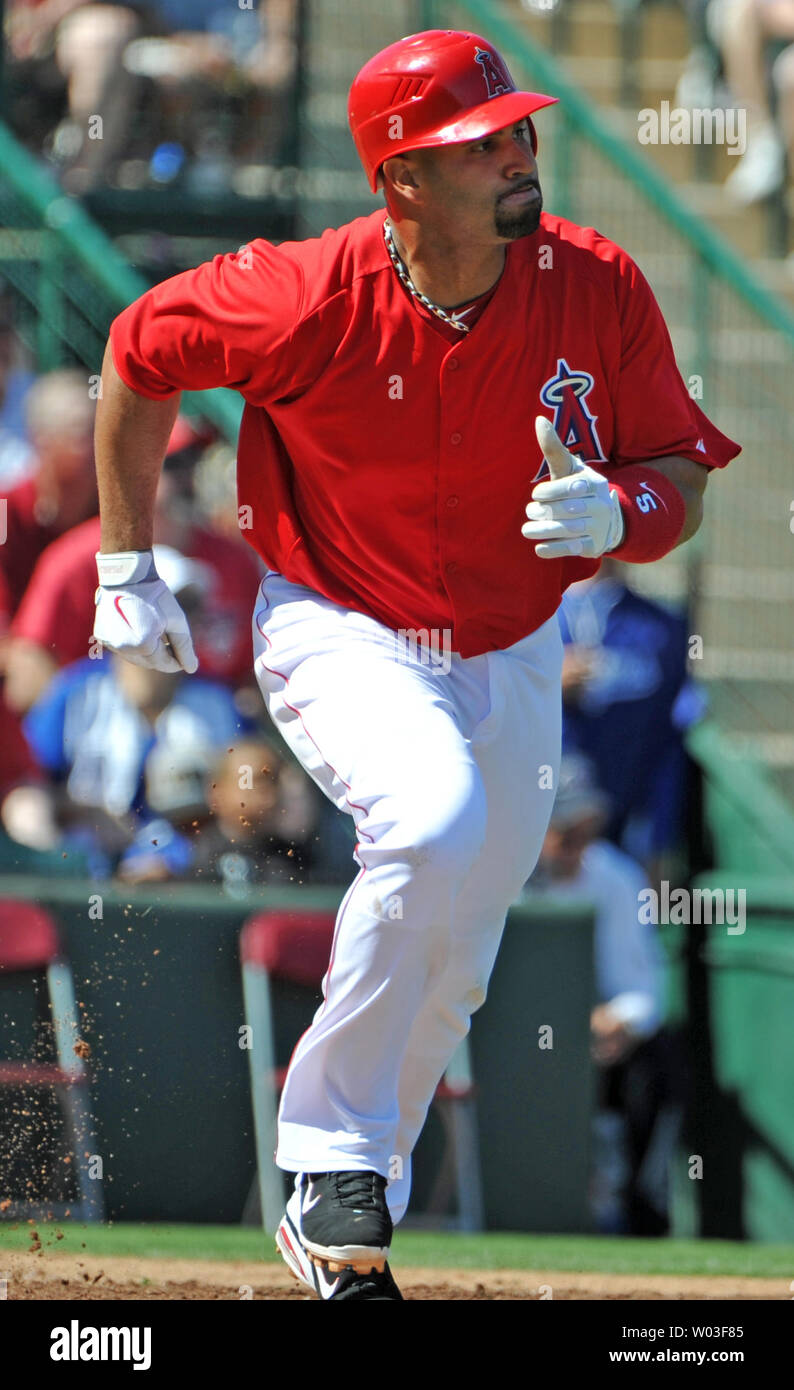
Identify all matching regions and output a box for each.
[450,432,462,445]
[447,358,460,371]
[446,495,459,508]
[445,561,458,575]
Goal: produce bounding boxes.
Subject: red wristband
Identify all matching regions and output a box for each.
[607,466,687,563]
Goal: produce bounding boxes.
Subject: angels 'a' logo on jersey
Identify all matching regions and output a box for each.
[474,46,513,99]
[533,358,607,481]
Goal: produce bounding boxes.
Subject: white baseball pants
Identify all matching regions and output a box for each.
[252,571,562,1222]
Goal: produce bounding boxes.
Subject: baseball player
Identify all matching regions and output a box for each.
[92,30,740,1300]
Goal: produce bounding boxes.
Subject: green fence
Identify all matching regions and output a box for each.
[687,722,794,877]
[0,122,242,441]
[692,876,794,1240]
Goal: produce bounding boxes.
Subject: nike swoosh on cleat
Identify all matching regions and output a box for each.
[314,1266,341,1298]
[303,1186,323,1212]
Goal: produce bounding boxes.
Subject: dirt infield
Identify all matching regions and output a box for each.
[3,1253,787,1300]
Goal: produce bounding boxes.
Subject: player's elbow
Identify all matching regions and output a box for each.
[650,456,709,547]
[677,482,705,545]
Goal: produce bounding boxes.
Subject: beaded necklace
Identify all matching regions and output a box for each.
[383,220,473,334]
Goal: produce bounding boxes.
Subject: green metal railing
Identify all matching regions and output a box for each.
[0,122,242,440]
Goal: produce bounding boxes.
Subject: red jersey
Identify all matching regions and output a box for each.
[0,476,62,627]
[11,515,263,684]
[110,210,740,657]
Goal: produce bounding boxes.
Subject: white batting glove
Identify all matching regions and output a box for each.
[522,417,625,560]
[94,550,198,673]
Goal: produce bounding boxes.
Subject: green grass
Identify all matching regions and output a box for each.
[0,1223,792,1278]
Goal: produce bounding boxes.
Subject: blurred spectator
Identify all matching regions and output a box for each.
[119,1,297,95]
[4,0,72,155]
[5,413,262,711]
[526,754,687,1236]
[674,0,735,109]
[18,545,251,876]
[0,367,97,798]
[187,736,320,894]
[0,368,97,643]
[0,303,35,487]
[5,0,298,191]
[116,0,299,186]
[0,344,62,856]
[193,440,240,540]
[710,0,794,203]
[7,0,143,191]
[123,732,356,889]
[0,704,52,850]
[558,559,702,877]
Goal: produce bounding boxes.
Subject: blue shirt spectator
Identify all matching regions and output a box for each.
[558,560,702,864]
[24,654,252,875]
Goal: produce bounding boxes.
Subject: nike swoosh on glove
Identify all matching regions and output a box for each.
[94,551,198,673]
[522,416,625,560]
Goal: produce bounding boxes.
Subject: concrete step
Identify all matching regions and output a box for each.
[624,558,690,604]
[505,0,621,61]
[774,767,794,802]
[695,596,790,651]
[701,497,794,542]
[302,90,352,134]
[665,324,792,373]
[567,166,777,263]
[675,181,785,259]
[639,3,692,62]
[701,567,794,602]
[504,0,690,61]
[699,648,794,679]
[706,678,794,716]
[722,732,794,765]
[558,54,684,106]
[752,256,794,311]
[606,108,753,186]
[508,10,792,270]
[305,0,411,42]
[698,684,794,763]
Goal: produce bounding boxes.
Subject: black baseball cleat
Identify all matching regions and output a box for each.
[327,1264,404,1300]
[277,1170,393,1277]
[276,1174,402,1300]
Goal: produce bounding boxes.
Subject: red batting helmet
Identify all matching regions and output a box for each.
[348,30,558,193]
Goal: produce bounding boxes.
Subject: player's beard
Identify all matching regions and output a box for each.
[494,183,543,239]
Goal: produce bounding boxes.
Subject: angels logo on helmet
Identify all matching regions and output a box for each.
[474,45,514,99]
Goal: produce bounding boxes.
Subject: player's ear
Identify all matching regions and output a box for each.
[382,154,421,201]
